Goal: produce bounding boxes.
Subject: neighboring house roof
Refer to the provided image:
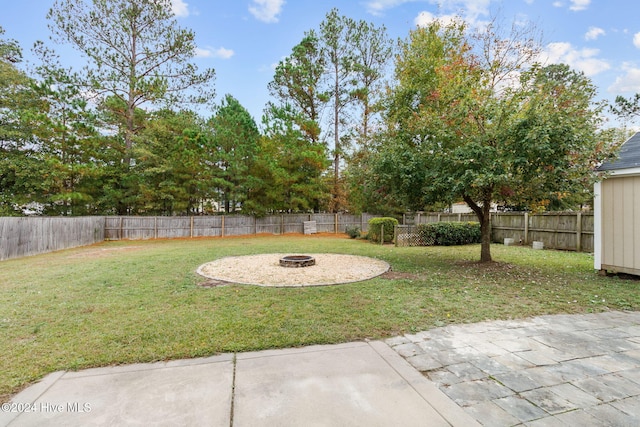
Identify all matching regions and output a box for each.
[598,131,640,171]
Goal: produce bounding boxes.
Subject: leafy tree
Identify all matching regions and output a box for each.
[0,26,32,151]
[382,18,610,262]
[252,104,329,213]
[611,93,640,124]
[344,20,393,213]
[265,10,392,213]
[47,0,216,171]
[263,33,330,213]
[29,44,102,215]
[350,19,393,144]
[267,33,326,145]
[505,63,616,211]
[207,95,260,213]
[0,27,45,215]
[92,95,145,214]
[344,131,418,215]
[319,9,357,212]
[134,109,208,215]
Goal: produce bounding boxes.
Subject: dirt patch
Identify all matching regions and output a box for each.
[66,246,146,259]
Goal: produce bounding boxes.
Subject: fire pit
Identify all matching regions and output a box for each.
[279,255,316,268]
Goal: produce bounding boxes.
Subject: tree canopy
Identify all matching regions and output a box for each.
[377,19,614,261]
[48,0,215,163]
[0,8,622,238]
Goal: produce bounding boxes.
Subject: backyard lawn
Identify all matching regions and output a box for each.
[1,234,639,402]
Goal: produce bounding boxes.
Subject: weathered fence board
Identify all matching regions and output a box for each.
[303,221,317,235]
[193,216,223,237]
[0,217,105,261]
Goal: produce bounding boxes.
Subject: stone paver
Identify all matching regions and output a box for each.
[387,311,640,426]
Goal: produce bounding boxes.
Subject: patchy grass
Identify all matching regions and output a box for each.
[1,235,638,402]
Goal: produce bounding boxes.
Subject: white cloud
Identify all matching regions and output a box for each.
[585,27,605,41]
[414,11,459,28]
[634,32,640,49]
[410,0,491,28]
[196,47,235,60]
[609,64,640,93]
[553,0,590,11]
[366,0,417,15]
[540,42,610,76]
[213,47,235,59]
[171,0,190,17]
[368,0,491,24]
[249,0,285,23]
[414,10,435,26]
[569,0,590,11]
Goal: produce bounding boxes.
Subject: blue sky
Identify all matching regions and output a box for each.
[2,0,640,126]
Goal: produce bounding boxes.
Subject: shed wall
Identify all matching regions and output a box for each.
[601,175,640,274]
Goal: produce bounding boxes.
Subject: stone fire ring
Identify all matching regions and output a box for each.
[196,253,390,287]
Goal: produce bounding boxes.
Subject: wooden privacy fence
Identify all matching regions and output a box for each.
[399,211,594,252]
[0,213,377,260]
[104,213,376,240]
[0,216,105,261]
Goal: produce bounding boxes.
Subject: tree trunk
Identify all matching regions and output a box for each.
[479,203,492,263]
[463,193,493,263]
[332,67,340,213]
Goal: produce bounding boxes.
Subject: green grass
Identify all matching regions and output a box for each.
[1,235,639,402]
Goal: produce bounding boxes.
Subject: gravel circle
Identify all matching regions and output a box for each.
[196,253,390,287]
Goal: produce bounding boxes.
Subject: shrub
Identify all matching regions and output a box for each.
[345,225,361,239]
[417,222,481,246]
[368,217,399,243]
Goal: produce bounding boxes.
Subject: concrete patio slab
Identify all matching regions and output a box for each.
[233,341,478,427]
[1,354,234,427]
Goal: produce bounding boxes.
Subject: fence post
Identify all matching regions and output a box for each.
[524,212,529,244]
[221,215,225,238]
[190,216,194,238]
[555,213,560,249]
[489,212,494,242]
[576,212,582,252]
[394,225,398,247]
[119,216,124,240]
[154,216,158,239]
[335,213,339,234]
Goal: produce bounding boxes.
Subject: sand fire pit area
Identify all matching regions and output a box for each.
[196,253,390,287]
